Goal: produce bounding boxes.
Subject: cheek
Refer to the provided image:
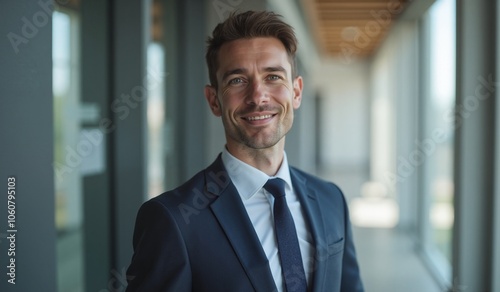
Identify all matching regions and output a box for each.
[218,93,240,118]
[220,85,246,105]
[269,80,291,92]
[220,85,234,98]
[271,83,294,104]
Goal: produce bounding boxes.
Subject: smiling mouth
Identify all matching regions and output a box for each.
[243,114,274,121]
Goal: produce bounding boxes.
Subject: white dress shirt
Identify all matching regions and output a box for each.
[221,148,313,292]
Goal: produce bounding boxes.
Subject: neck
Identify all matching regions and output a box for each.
[226,141,285,176]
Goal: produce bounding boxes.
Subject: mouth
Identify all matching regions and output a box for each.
[241,113,276,124]
[244,114,273,121]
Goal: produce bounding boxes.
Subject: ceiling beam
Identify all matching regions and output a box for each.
[307,0,409,57]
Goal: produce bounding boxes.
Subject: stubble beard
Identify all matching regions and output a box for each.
[223,112,293,151]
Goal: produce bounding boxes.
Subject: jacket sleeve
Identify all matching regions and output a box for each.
[338,186,364,292]
[126,200,192,292]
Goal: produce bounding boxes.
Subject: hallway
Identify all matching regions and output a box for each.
[354,227,442,292]
[322,162,443,291]
[1,0,499,291]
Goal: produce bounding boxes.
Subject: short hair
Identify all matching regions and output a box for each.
[206,10,298,89]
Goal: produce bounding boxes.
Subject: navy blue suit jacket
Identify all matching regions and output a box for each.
[126,155,364,291]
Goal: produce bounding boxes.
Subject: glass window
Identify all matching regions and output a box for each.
[147,0,167,198]
[53,8,85,292]
[420,0,456,282]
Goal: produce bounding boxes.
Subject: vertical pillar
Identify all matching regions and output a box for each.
[453,0,497,290]
[175,0,209,180]
[493,1,500,291]
[0,0,56,291]
[112,0,150,276]
[81,0,112,290]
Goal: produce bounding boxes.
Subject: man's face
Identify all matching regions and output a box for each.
[205,37,303,151]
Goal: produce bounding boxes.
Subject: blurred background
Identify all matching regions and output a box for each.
[0,0,499,291]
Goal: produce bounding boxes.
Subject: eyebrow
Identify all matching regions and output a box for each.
[221,66,287,81]
[222,68,246,82]
[264,66,286,74]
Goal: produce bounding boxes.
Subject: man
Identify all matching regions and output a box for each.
[126,11,364,292]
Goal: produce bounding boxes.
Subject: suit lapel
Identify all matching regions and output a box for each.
[206,156,277,292]
[290,168,327,292]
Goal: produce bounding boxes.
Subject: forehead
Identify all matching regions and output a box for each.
[216,37,291,76]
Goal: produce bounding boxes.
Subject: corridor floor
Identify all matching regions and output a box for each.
[353,227,443,292]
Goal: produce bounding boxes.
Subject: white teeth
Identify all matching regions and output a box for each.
[246,115,272,121]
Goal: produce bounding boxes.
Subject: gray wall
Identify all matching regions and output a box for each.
[0,0,56,290]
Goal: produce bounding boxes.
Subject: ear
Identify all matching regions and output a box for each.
[292,76,303,109]
[204,85,222,117]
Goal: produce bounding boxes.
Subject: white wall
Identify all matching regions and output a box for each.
[317,60,370,169]
[370,37,397,189]
[310,59,371,200]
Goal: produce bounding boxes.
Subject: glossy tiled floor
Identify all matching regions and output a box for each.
[353,227,442,292]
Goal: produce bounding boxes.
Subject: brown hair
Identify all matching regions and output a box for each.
[206,10,298,89]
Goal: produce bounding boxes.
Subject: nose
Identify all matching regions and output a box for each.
[245,79,269,106]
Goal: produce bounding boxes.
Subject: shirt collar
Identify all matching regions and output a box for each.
[221,147,293,200]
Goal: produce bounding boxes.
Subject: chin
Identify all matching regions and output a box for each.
[243,137,282,150]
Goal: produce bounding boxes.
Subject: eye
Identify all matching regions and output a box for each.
[228,77,244,85]
[266,75,282,81]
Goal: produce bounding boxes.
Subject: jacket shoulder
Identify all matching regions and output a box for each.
[149,169,207,208]
[290,167,343,192]
[289,166,348,215]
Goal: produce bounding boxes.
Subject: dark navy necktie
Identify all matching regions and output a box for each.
[264,178,307,292]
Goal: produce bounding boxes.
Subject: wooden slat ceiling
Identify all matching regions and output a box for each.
[305,0,411,58]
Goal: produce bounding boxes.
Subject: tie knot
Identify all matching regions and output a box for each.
[264,178,286,198]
